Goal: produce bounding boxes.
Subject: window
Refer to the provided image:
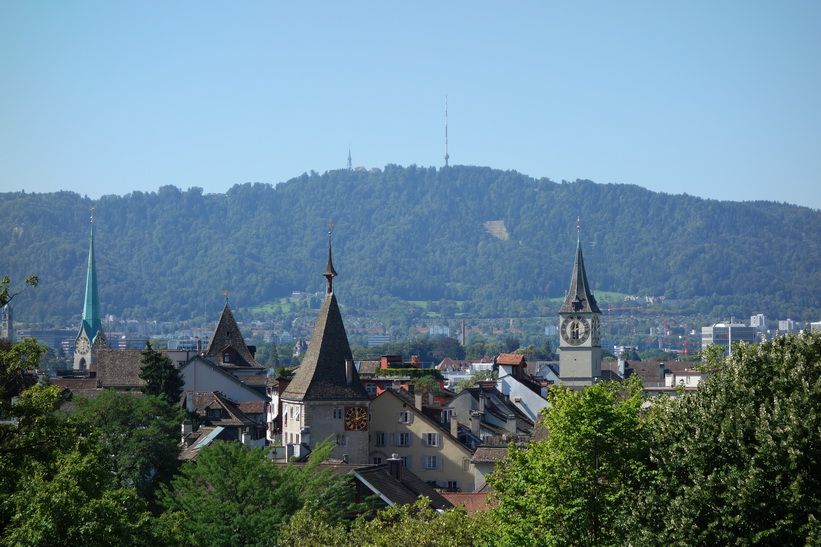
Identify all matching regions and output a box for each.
[395,432,411,447]
[333,407,343,420]
[207,408,222,419]
[423,455,440,469]
[422,432,440,447]
[223,352,231,363]
[398,411,413,424]
[336,434,346,446]
[446,481,461,492]
[366,383,377,396]
[375,432,387,446]
[372,456,383,465]
[440,409,452,423]
[399,455,412,468]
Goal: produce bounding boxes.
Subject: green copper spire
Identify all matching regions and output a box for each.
[81,212,102,341]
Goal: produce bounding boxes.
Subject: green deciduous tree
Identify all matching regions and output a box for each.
[2,447,158,546]
[139,341,184,405]
[71,390,184,505]
[159,436,354,546]
[488,375,648,546]
[280,496,491,547]
[627,332,821,545]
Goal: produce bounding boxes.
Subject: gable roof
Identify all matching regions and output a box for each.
[187,391,257,427]
[95,349,146,389]
[180,356,266,401]
[496,353,526,366]
[440,492,494,513]
[204,304,262,369]
[351,464,453,510]
[281,292,370,401]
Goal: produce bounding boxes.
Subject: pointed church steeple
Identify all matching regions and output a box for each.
[75,209,106,370]
[560,223,601,315]
[82,218,102,340]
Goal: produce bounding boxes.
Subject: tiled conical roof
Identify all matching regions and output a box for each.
[281,240,369,401]
[281,291,369,401]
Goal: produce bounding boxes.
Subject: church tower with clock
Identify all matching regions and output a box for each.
[558,228,602,386]
[74,210,107,370]
[279,231,371,463]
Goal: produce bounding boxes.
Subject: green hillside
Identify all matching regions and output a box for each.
[2,165,819,326]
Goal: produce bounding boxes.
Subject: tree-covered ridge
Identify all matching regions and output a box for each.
[1,165,819,325]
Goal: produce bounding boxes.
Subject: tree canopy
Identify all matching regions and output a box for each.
[139,341,184,405]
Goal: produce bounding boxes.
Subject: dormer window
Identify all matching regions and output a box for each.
[223,352,231,363]
[207,408,222,419]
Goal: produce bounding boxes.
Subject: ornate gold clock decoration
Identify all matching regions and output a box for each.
[344,406,368,431]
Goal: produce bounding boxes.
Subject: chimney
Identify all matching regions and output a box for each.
[414,391,423,411]
[345,359,354,386]
[470,411,481,436]
[618,356,626,376]
[478,391,486,414]
[387,453,402,480]
[181,420,193,441]
[659,363,665,379]
[196,337,202,353]
[450,412,459,438]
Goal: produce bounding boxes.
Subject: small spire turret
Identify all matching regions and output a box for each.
[323,224,338,294]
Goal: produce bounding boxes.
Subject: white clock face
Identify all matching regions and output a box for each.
[560,315,590,346]
[76,337,90,354]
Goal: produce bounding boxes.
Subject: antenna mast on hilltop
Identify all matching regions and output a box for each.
[444,95,450,167]
[347,145,352,171]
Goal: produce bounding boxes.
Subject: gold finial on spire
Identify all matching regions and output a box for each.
[222,291,229,305]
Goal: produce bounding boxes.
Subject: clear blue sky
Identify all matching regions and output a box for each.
[2,2,820,210]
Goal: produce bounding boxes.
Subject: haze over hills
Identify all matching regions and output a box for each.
[2,165,819,327]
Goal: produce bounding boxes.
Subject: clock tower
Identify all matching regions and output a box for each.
[558,227,602,386]
[74,210,107,370]
[279,230,371,463]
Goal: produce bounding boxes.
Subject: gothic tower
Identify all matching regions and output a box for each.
[279,231,370,463]
[74,211,107,370]
[558,227,602,386]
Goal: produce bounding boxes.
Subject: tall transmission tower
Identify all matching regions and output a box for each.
[347,146,352,170]
[444,95,450,167]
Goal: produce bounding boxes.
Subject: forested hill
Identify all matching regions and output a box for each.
[2,165,819,326]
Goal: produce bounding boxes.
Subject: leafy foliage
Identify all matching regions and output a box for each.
[139,341,184,405]
[488,376,648,546]
[158,436,355,546]
[71,390,184,504]
[627,332,821,544]
[1,327,158,543]
[280,496,492,547]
